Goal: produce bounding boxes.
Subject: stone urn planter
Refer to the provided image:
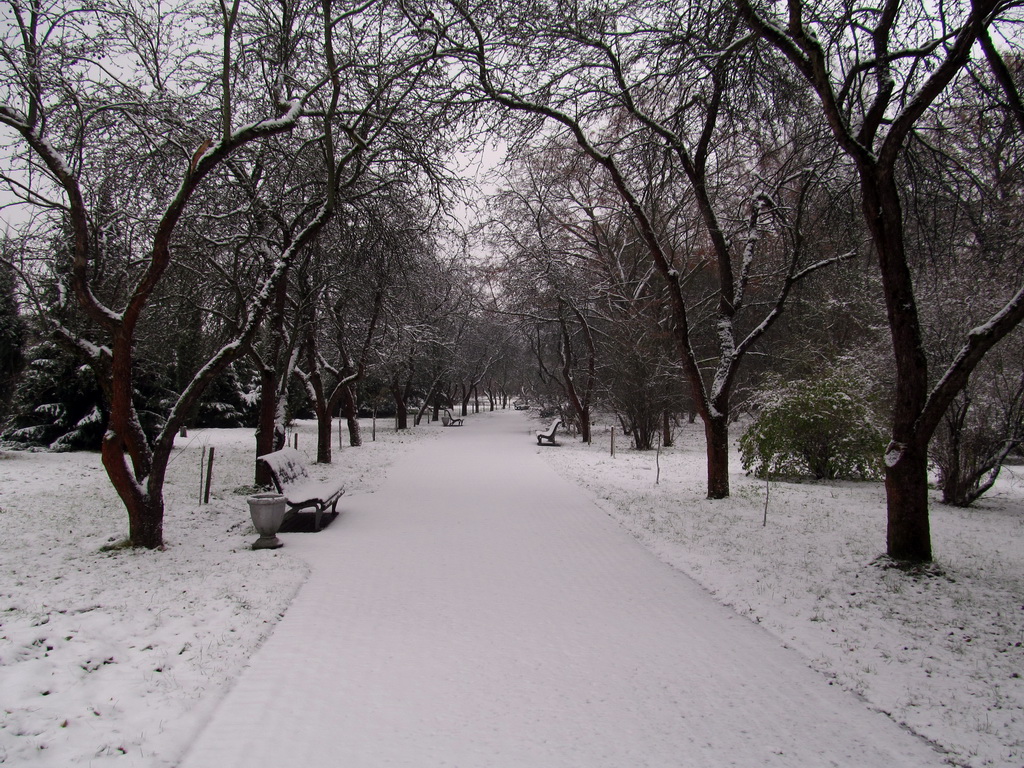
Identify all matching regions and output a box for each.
[247,492,287,550]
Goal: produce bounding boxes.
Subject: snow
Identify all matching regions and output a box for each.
[543,418,1024,767]
[1,411,1023,767]
[886,441,906,467]
[280,476,345,507]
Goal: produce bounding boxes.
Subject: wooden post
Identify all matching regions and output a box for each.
[656,432,661,485]
[204,446,215,504]
[293,433,298,449]
[763,476,770,527]
[199,446,206,503]
[611,427,615,457]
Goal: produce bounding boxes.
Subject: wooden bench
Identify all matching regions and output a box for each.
[536,419,561,445]
[441,409,464,427]
[256,447,345,531]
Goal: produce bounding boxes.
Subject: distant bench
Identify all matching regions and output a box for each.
[536,419,561,445]
[257,447,345,531]
[442,409,464,427]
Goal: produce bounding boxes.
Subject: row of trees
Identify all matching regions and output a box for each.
[0,0,531,548]
[2,0,1024,564]
[434,0,1024,562]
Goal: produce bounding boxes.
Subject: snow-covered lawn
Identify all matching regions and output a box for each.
[1,413,1023,767]
[0,420,437,767]
[539,417,1024,768]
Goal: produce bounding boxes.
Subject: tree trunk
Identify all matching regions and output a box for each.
[255,368,280,486]
[863,167,934,561]
[102,443,164,549]
[415,382,439,426]
[884,439,932,561]
[392,380,408,430]
[341,384,362,446]
[663,410,673,448]
[705,414,730,499]
[101,409,174,549]
[315,402,332,464]
[127,492,164,549]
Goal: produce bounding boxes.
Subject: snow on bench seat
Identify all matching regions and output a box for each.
[257,447,345,531]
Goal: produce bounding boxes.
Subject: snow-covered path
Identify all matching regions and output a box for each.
[177,410,945,768]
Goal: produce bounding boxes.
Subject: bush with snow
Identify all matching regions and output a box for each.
[740,374,886,480]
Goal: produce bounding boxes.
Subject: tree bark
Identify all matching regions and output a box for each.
[315,401,332,464]
[340,384,362,446]
[392,379,409,429]
[255,368,281,486]
[884,439,932,561]
[705,414,730,499]
[862,166,933,561]
[101,444,163,549]
[125,490,164,550]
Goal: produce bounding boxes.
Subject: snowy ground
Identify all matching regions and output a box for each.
[0,411,1022,767]
[0,420,436,767]
[541,416,1024,768]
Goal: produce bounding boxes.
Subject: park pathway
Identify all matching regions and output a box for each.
[177,409,945,768]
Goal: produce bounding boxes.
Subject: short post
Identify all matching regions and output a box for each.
[203,446,215,504]
[655,432,661,485]
[293,433,298,449]
[199,446,206,503]
[611,427,616,457]
[763,475,770,527]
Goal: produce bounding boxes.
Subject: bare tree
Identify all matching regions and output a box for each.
[930,353,1024,506]
[0,0,338,547]
[0,0,437,546]
[488,146,639,443]
[736,0,1024,561]
[409,0,851,495]
[297,186,445,456]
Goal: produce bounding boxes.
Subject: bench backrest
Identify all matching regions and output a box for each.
[257,447,310,488]
[541,420,561,436]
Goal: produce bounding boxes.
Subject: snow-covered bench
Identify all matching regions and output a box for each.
[441,409,464,427]
[257,447,345,531]
[536,419,561,445]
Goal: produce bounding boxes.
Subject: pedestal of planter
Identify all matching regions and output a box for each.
[247,492,287,550]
